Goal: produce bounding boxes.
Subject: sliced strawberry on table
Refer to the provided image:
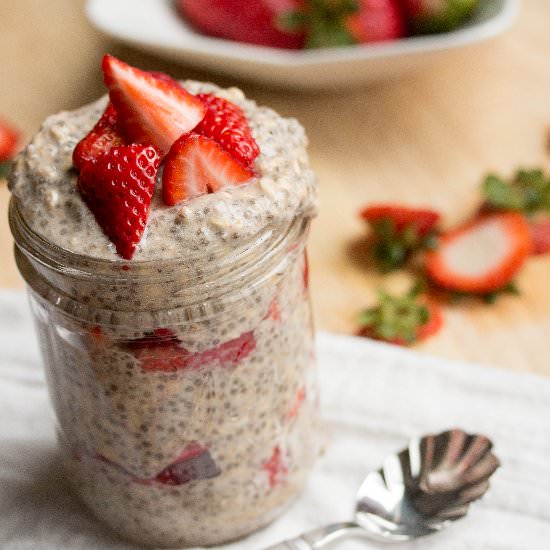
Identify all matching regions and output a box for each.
[72,103,125,171]
[195,93,260,168]
[0,118,19,176]
[425,212,532,294]
[77,144,160,260]
[102,54,206,156]
[530,218,550,255]
[360,204,440,272]
[162,133,256,206]
[357,284,443,346]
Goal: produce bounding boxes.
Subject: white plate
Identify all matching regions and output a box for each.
[86,0,520,90]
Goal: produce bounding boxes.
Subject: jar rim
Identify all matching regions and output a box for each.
[9,197,308,285]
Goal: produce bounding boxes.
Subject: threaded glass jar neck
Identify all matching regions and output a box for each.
[10,197,310,323]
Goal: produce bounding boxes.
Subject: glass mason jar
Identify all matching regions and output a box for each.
[10,197,319,548]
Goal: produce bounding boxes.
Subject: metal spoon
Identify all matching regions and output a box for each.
[264,429,500,549]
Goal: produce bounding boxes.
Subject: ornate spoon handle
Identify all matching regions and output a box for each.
[262,521,370,549]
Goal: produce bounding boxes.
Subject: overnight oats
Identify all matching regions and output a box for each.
[8,55,319,547]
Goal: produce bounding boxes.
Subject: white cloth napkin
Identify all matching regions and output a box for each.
[1,289,549,550]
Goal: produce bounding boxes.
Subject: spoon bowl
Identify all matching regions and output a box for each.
[355,429,500,541]
[264,428,500,549]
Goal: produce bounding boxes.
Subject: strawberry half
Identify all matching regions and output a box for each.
[102,55,206,156]
[195,93,260,168]
[72,103,125,171]
[77,144,161,260]
[162,133,256,206]
[425,213,532,294]
[360,204,440,272]
[361,204,440,236]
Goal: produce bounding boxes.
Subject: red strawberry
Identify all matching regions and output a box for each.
[303,249,310,291]
[286,386,306,420]
[0,118,19,175]
[162,133,256,206]
[360,204,440,272]
[177,0,306,49]
[361,204,440,236]
[72,103,125,171]
[126,329,256,373]
[195,93,260,168]
[402,0,479,34]
[102,55,206,156]
[77,144,160,260]
[529,219,550,255]
[357,285,443,346]
[152,444,220,486]
[425,213,532,294]
[263,446,288,488]
[263,298,281,321]
[345,0,405,44]
[97,444,220,486]
[177,0,404,49]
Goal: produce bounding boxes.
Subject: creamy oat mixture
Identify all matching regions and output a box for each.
[9,82,318,261]
[12,82,320,547]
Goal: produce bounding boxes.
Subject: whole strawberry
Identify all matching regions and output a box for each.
[177,0,306,49]
[402,0,479,34]
[343,0,405,46]
[177,0,405,49]
[77,144,160,260]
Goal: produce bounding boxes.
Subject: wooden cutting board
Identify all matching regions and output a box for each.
[1,0,550,375]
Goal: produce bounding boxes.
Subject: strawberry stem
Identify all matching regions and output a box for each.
[358,283,431,344]
[483,169,550,215]
[370,218,438,272]
[0,161,12,179]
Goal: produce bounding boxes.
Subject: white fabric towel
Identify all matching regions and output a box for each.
[1,290,549,549]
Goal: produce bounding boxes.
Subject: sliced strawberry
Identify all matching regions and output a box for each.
[77,144,160,260]
[357,285,443,346]
[360,204,440,237]
[195,93,260,168]
[263,446,288,488]
[126,329,256,373]
[425,213,532,294]
[286,386,306,420]
[152,444,220,486]
[263,298,280,321]
[72,103,125,171]
[162,133,256,206]
[97,443,220,486]
[360,203,440,272]
[303,249,309,292]
[529,219,550,255]
[102,55,206,156]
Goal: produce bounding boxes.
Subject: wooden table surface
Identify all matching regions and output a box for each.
[2,0,550,375]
